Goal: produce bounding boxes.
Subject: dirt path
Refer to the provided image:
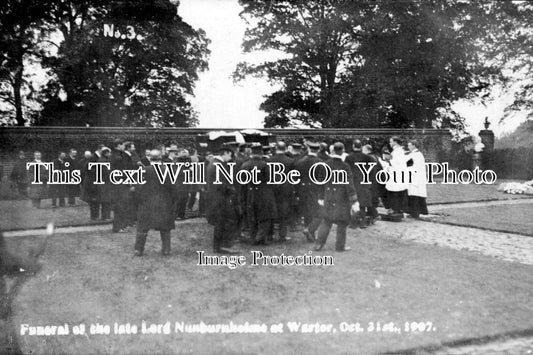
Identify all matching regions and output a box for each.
[429,197,533,211]
[364,217,533,265]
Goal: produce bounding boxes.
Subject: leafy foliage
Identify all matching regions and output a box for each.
[36,0,209,127]
[0,0,52,126]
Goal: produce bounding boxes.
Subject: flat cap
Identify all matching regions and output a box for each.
[250,143,263,155]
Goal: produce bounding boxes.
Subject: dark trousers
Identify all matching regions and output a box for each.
[112,200,129,232]
[317,220,348,251]
[89,202,111,220]
[250,219,273,244]
[363,206,378,219]
[275,199,290,238]
[175,191,188,219]
[306,217,322,235]
[388,190,408,213]
[52,197,65,207]
[17,183,28,197]
[212,216,238,251]
[407,196,428,218]
[134,228,170,253]
[126,194,137,225]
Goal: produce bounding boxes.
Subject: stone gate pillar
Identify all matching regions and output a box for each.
[479,117,494,169]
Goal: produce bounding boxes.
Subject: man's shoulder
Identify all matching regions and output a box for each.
[295,154,318,165]
[327,157,349,169]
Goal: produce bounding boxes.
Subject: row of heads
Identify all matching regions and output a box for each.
[215,136,420,155]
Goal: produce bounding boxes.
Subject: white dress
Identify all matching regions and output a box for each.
[407,149,427,198]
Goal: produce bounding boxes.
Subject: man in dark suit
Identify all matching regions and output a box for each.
[206,146,239,253]
[287,143,303,161]
[234,143,250,238]
[294,141,323,242]
[134,150,177,256]
[240,143,277,245]
[9,150,28,198]
[315,142,357,252]
[267,142,294,242]
[110,139,129,233]
[27,151,48,208]
[345,139,375,226]
[139,149,151,166]
[64,148,79,206]
[96,147,113,220]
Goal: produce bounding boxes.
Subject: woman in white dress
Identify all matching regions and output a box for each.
[406,140,428,218]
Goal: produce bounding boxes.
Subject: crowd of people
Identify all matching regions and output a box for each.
[7,136,429,256]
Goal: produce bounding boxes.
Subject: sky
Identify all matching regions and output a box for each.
[179,0,278,129]
[179,0,527,137]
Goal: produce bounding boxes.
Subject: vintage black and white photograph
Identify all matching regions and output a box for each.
[0,0,532,354]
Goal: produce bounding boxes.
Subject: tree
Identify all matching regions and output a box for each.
[235,0,507,129]
[36,0,209,127]
[235,1,358,128]
[0,0,52,125]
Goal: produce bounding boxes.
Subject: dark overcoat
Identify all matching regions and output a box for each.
[136,165,177,231]
[205,158,239,223]
[319,157,357,223]
[240,156,277,221]
[294,154,323,218]
[96,156,115,204]
[80,157,98,203]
